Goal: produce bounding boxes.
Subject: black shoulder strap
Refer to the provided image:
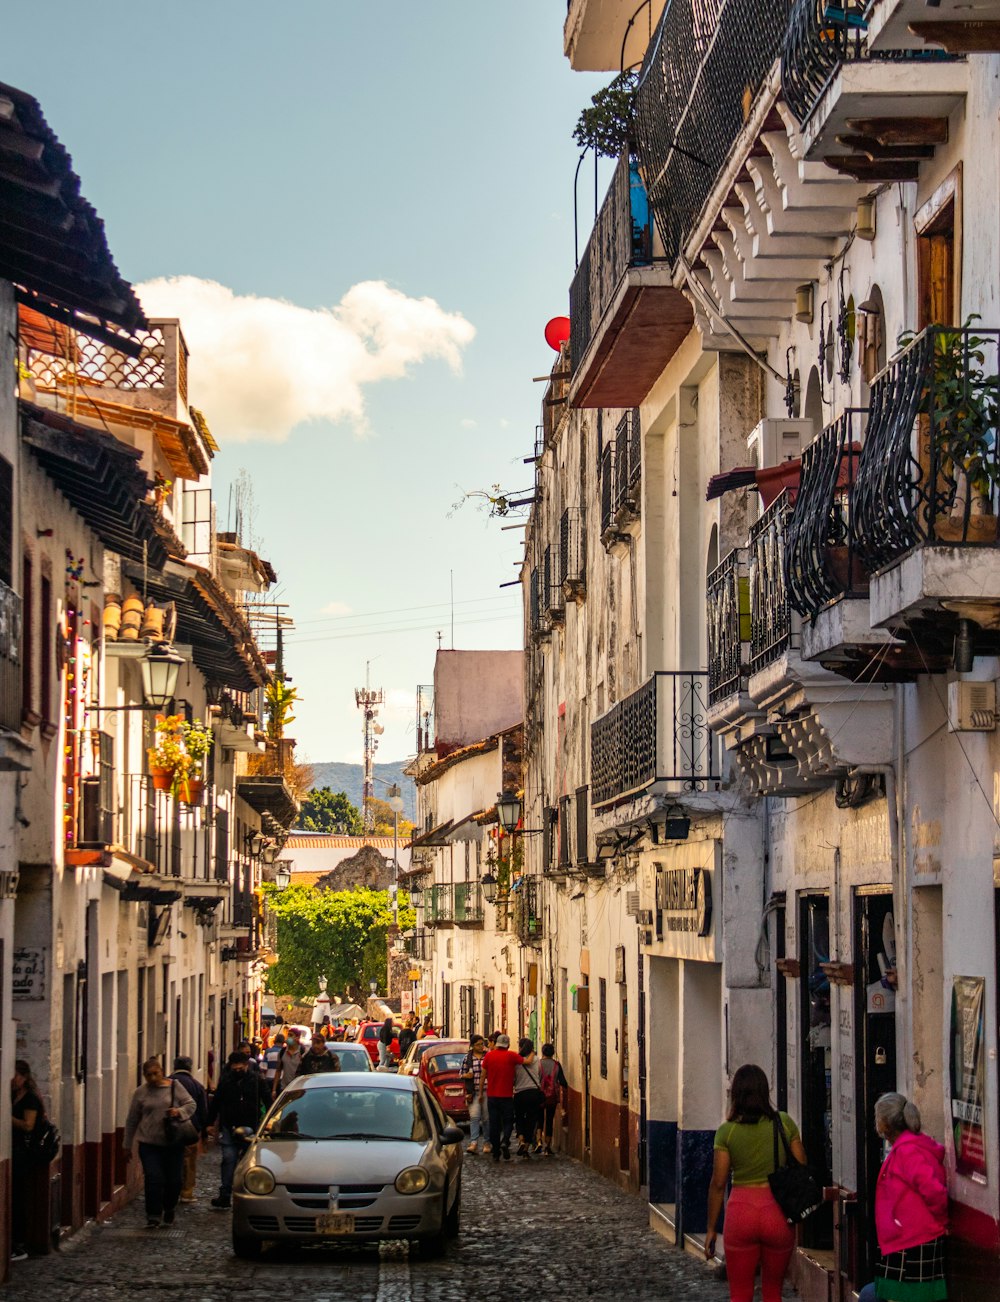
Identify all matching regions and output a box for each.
[772,1113,794,1171]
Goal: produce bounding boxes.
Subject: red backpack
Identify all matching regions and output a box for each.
[539,1059,561,1103]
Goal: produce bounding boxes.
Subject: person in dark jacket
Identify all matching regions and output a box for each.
[207,1052,263,1209]
[296,1032,340,1076]
[377,1019,394,1068]
[172,1057,208,1204]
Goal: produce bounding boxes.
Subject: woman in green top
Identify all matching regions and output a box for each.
[705,1063,807,1302]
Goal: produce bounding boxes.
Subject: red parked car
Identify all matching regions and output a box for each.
[354,1020,390,1063]
[417,1042,471,1122]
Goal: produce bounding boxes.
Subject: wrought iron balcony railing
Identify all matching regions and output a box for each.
[512,876,544,945]
[544,544,565,622]
[454,882,484,924]
[570,153,654,376]
[600,442,616,537]
[636,0,791,266]
[786,411,866,618]
[560,509,586,596]
[123,774,218,879]
[590,671,718,806]
[852,325,1000,573]
[614,408,642,517]
[78,729,115,847]
[425,883,455,926]
[404,929,433,962]
[749,493,795,676]
[707,549,748,706]
[0,581,21,734]
[782,0,952,127]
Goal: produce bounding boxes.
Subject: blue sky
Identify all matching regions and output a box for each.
[6,3,608,764]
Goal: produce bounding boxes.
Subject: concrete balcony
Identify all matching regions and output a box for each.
[570,154,691,409]
[781,0,965,181]
[564,0,665,71]
[866,0,1000,52]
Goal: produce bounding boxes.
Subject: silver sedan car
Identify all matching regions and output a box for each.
[231,1073,463,1258]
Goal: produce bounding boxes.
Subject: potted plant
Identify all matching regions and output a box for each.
[178,719,214,805]
[148,714,188,793]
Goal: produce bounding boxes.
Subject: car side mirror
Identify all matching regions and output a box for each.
[440,1125,464,1146]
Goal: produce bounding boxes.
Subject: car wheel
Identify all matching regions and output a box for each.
[232,1231,264,1260]
[444,1179,461,1239]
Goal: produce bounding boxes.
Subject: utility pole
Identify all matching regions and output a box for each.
[354,662,384,834]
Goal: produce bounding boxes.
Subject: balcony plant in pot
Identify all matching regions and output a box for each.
[148,714,188,793]
[178,719,214,805]
[911,318,1000,543]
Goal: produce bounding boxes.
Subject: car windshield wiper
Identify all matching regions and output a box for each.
[330,1132,401,1141]
[262,1131,319,1140]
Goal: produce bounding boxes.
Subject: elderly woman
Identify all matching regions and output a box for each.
[859,1093,948,1302]
[124,1057,196,1228]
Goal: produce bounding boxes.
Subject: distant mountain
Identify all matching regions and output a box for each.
[307,760,416,823]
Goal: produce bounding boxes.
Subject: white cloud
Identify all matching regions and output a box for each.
[135,276,476,443]
[460,418,478,430]
[321,600,353,617]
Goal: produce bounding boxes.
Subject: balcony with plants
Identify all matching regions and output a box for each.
[590,671,720,818]
[852,322,1000,668]
[781,0,963,181]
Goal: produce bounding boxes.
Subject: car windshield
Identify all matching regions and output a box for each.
[426,1053,466,1075]
[261,1087,430,1142]
[334,1048,370,1070]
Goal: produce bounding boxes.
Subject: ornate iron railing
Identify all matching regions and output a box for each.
[782,0,953,126]
[614,408,642,515]
[544,543,565,620]
[570,153,654,376]
[852,325,1000,572]
[636,0,791,266]
[560,508,586,593]
[425,883,454,925]
[786,411,866,617]
[590,671,718,806]
[707,549,747,705]
[78,729,115,847]
[513,876,544,945]
[404,929,433,961]
[0,581,21,733]
[749,493,795,676]
[454,882,484,924]
[600,443,615,536]
[124,774,216,879]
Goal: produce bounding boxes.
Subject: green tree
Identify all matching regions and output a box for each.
[263,885,415,998]
[298,787,364,834]
[368,796,416,839]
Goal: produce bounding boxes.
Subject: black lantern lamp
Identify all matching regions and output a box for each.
[496,790,522,834]
[480,869,498,904]
[140,642,185,710]
[246,829,266,858]
[260,841,280,866]
[408,878,423,908]
[662,803,691,841]
[274,861,292,889]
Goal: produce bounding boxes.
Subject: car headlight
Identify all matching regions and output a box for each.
[243,1166,276,1195]
[395,1166,430,1194]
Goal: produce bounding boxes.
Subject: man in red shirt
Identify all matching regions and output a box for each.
[482,1034,522,1162]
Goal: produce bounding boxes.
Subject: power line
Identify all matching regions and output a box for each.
[284,612,520,647]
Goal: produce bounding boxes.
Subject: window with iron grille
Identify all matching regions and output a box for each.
[575,786,589,865]
[0,457,12,588]
[543,806,558,870]
[40,575,52,723]
[558,795,572,866]
[600,443,615,534]
[215,807,230,882]
[459,984,475,1039]
[599,978,608,1078]
[483,986,495,1037]
[21,553,31,714]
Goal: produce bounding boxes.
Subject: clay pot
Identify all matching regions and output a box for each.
[178,776,204,806]
[149,759,174,792]
[119,593,143,642]
[141,604,165,641]
[102,593,122,642]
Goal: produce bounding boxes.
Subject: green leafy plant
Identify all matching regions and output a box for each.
[574,71,638,159]
[266,678,298,740]
[181,719,214,775]
[298,787,364,834]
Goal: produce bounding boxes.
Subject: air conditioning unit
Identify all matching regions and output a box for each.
[625,890,640,917]
[949,679,997,732]
[748,418,813,468]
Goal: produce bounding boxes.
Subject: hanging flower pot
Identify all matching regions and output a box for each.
[148,751,175,792]
[178,776,204,806]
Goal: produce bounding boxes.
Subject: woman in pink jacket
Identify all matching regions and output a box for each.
[859,1092,949,1301]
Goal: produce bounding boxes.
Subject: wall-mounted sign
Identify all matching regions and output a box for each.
[951,975,987,1183]
[13,948,45,1000]
[407,969,421,982]
[656,866,712,937]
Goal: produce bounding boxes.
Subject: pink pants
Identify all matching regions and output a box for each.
[723,1185,795,1302]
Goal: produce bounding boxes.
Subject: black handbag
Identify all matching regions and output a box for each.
[767,1114,824,1224]
[164,1081,200,1147]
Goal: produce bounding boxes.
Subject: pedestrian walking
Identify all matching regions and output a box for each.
[377,1017,394,1067]
[171,1056,208,1204]
[513,1038,545,1157]
[417,1016,436,1040]
[538,1043,569,1155]
[857,1093,948,1302]
[207,1051,263,1210]
[462,1035,488,1154]
[296,1032,340,1075]
[123,1057,197,1228]
[399,1013,419,1058]
[236,1039,260,1075]
[705,1063,806,1302]
[273,1030,304,1098]
[261,1033,285,1093]
[483,1033,522,1162]
[10,1060,44,1260]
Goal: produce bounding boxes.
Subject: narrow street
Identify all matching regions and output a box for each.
[2,1148,728,1301]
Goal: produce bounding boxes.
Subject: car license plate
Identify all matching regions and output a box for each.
[316,1213,354,1235]
[445,1087,464,1096]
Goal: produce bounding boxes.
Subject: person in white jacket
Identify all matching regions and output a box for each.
[123,1058,196,1228]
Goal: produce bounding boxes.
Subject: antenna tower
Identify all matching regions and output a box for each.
[354,663,384,833]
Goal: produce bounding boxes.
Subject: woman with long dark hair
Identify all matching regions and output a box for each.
[10,1061,43,1261]
[705,1064,807,1302]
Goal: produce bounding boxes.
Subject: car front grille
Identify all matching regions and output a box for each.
[247,1216,280,1233]
[289,1196,377,1209]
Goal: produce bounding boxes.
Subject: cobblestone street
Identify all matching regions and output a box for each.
[2,1147,730,1301]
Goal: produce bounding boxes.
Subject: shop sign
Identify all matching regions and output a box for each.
[417,993,432,1014]
[400,991,413,1014]
[656,866,712,937]
[13,948,45,1000]
[950,975,987,1183]
[407,969,421,982]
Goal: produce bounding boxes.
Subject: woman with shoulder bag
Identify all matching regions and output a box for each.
[10,1060,45,1261]
[857,1093,948,1302]
[706,1063,808,1302]
[123,1057,196,1228]
[513,1038,545,1158]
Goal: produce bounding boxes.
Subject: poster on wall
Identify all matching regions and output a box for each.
[12,948,45,1000]
[950,975,987,1183]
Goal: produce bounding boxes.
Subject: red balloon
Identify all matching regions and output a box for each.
[544,316,571,352]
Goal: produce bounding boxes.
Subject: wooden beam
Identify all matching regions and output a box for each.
[824,156,921,183]
[908,20,1000,52]
[845,117,949,147]
[835,135,935,161]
